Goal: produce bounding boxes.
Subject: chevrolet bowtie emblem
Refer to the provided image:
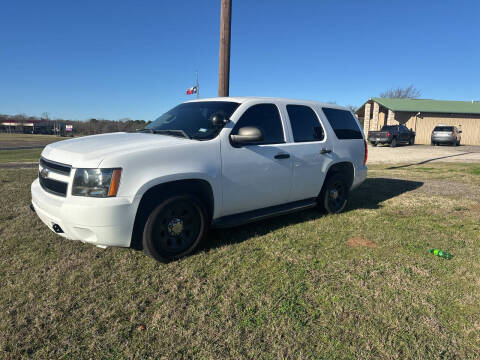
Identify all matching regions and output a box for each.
[40,168,49,179]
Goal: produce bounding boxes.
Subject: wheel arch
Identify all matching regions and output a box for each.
[130,179,215,250]
[324,161,355,190]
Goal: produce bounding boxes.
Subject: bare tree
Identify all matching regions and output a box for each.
[380,85,421,99]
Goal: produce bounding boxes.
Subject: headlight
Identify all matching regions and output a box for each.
[72,168,122,197]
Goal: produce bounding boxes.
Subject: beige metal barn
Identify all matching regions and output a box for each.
[356,98,480,145]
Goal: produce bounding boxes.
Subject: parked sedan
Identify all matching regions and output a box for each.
[431,125,462,146]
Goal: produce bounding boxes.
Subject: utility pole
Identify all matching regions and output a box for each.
[218,0,232,97]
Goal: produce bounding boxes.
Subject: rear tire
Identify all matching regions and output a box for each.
[142,194,207,262]
[390,137,397,148]
[318,173,349,214]
[409,137,414,145]
[371,142,377,147]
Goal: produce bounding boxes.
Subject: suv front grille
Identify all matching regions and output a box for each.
[40,157,71,176]
[39,173,68,197]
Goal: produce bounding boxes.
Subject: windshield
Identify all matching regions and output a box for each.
[145,101,240,140]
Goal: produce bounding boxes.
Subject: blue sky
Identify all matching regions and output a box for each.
[1,0,479,121]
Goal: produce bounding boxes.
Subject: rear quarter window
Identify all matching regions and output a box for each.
[322,108,363,140]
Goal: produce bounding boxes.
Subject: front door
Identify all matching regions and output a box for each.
[221,103,293,216]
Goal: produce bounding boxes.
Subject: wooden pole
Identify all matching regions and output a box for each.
[218,0,232,97]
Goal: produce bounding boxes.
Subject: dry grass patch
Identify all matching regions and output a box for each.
[347,237,377,248]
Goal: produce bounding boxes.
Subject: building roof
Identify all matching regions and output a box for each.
[357,98,480,116]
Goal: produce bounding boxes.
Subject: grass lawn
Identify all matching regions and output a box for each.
[0,148,42,163]
[1,163,479,359]
[0,133,65,150]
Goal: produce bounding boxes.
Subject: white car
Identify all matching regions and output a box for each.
[31,97,367,262]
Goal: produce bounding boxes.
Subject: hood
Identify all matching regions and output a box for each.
[41,132,191,168]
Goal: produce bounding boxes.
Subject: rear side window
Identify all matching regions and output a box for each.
[434,126,454,132]
[322,108,363,140]
[286,105,324,142]
[232,104,284,144]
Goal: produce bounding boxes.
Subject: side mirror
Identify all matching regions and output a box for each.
[230,126,263,145]
[211,113,227,128]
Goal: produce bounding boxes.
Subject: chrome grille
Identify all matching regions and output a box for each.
[39,173,68,197]
[40,157,71,176]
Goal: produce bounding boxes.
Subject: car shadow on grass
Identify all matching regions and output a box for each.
[200,177,423,252]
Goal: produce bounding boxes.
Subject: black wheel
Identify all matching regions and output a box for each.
[431,141,435,146]
[319,173,349,214]
[371,141,377,147]
[390,137,397,147]
[457,140,460,146]
[409,137,414,145]
[142,195,207,262]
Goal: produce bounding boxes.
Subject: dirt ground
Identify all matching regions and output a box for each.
[368,144,480,164]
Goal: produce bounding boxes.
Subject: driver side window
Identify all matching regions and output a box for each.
[231,104,285,144]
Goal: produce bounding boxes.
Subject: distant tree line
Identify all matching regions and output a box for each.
[0,113,150,136]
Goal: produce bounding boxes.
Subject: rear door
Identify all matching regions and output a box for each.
[399,125,410,142]
[283,104,333,201]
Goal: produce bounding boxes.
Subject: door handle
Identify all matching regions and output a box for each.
[320,148,332,154]
[274,153,290,159]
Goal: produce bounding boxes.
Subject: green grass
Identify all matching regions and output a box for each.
[0,148,42,163]
[1,163,480,359]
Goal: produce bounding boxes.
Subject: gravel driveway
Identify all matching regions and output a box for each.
[367,144,480,164]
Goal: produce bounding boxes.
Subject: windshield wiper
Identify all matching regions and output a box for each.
[151,129,191,139]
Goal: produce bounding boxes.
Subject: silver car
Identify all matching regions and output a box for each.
[431,125,462,146]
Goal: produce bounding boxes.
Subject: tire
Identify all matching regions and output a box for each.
[371,142,377,147]
[409,137,414,145]
[142,194,208,262]
[457,140,460,146]
[453,141,458,147]
[390,137,397,147]
[431,141,435,146]
[318,173,349,214]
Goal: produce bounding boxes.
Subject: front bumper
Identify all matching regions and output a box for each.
[31,179,136,247]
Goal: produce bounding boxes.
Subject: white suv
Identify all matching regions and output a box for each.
[31,97,367,262]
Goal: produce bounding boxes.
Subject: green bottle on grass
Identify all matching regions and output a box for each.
[429,249,452,260]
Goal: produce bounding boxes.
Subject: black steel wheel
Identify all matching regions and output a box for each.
[142,195,207,262]
[319,173,349,214]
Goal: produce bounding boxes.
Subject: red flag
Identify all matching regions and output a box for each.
[186,86,197,95]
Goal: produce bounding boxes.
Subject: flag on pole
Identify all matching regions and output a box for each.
[186,86,198,95]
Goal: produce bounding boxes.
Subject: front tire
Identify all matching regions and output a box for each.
[319,173,349,214]
[142,195,207,262]
[409,137,414,145]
